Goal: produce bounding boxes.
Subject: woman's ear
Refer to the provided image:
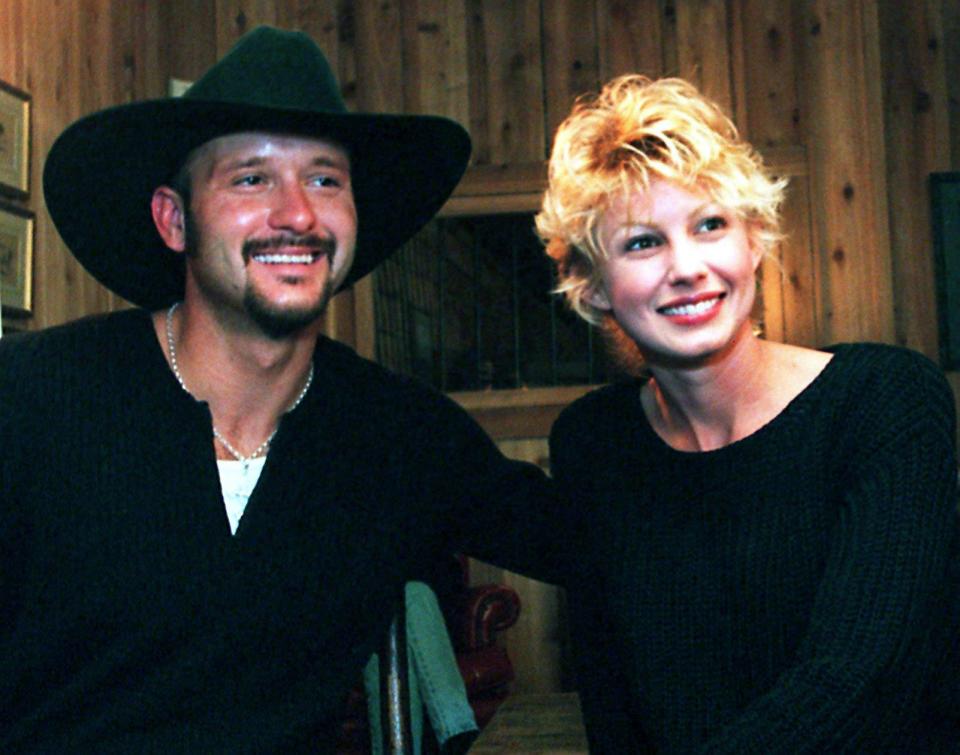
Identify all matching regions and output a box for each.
[586,282,612,311]
[151,187,188,253]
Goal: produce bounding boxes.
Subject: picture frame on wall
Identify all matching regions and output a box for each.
[931,172,960,370]
[0,200,34,314]
[0,80,30,197]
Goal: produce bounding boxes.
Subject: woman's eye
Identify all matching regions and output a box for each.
[697,215,727,233]
[624,233,662,252]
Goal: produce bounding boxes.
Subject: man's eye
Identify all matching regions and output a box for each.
[234,174,264,187]
[311,175,341,188]
[697,216,727,233]
[624,234,662,252]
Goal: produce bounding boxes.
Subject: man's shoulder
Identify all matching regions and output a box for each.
[0,308,146,367]
[313,336,460,412]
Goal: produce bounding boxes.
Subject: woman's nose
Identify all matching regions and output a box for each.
[666,238,708,283]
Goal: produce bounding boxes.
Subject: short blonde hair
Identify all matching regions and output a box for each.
[535,75,787,325]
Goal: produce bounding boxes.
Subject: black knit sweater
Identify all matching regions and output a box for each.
[551,343,960,753]
[0,309,555,753]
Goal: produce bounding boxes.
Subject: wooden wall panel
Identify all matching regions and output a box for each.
[0,0,170,332]
[736,1,816,347]
[467,0,544,165]
[337,1,405,354]
[542,0,600,145]
[596,0,666,81]
[352,1,404,112]
[284,0,341,51]
[800,0,894,345]
[738,0,803,150]
[775,172,821,347]
[947,0,960,167]
[675,0,734,114]
[0,0,27,87]
[6,0,957,351]
[214,0,280,52]
[162,0,218,81]
[877,0,950,358]
[402,0,470,126]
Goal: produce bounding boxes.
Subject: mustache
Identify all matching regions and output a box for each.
[242,235,337,263]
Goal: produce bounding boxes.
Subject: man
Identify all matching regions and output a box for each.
[0,27,557,753]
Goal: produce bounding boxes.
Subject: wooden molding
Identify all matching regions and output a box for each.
[440,162,547,217]
[440,149,805,219]
[761,145,808,178]
[451,385,595,440]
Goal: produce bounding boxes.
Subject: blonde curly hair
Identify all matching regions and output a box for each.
[535,75,787,325]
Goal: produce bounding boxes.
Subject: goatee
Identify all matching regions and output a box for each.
[243,281,333,340]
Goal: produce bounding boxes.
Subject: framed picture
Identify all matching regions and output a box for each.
[932,172,960,369]
[0,81,30,196]
[0,201,34,314]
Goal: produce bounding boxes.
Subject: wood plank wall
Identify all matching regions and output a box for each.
[3,0,957,348]
[2,0,958,694]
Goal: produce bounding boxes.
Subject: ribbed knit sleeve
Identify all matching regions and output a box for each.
[550,344,960,753]
[699,348,958,752]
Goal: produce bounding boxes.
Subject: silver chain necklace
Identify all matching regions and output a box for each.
[165,302,314,466]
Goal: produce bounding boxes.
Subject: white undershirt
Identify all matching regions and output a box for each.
[217,457,267,535]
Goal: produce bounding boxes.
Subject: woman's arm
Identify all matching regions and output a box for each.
[701,351,959,753]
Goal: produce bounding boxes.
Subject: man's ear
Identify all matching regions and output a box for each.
[151,187,187,253]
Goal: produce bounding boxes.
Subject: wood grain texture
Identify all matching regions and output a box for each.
[947,0,960,167]
[0,0,170,330]
[800,0,894,345]
[776,171,821,347]
[877,0,950,358]
[402,0,470,126]
[352,0,404,112]
[214,0,279,53]
[675,0,734,114]
[4,0,957,349]
[596,0,665,81]
[162,0,218,81]
[542,0,600,146]
[738,0,803,149]
[467,0,544,165]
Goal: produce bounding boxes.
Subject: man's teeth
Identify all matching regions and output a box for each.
[661,297,719,316]
[254,253,316,264]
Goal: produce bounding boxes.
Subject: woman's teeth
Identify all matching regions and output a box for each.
[660,297,719,316]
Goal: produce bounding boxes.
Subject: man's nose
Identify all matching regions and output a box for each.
[269,182,317,233]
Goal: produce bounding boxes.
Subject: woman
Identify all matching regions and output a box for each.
[536,75,960,752]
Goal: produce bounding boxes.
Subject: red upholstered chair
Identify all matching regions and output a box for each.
[441,555,521,729]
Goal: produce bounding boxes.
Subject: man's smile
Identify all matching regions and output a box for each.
[243,235,336,266]
[253,251,324,264]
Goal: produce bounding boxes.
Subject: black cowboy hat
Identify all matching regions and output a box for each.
[43,26,471,310]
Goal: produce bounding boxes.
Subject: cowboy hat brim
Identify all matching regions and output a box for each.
[43,98,470,310]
